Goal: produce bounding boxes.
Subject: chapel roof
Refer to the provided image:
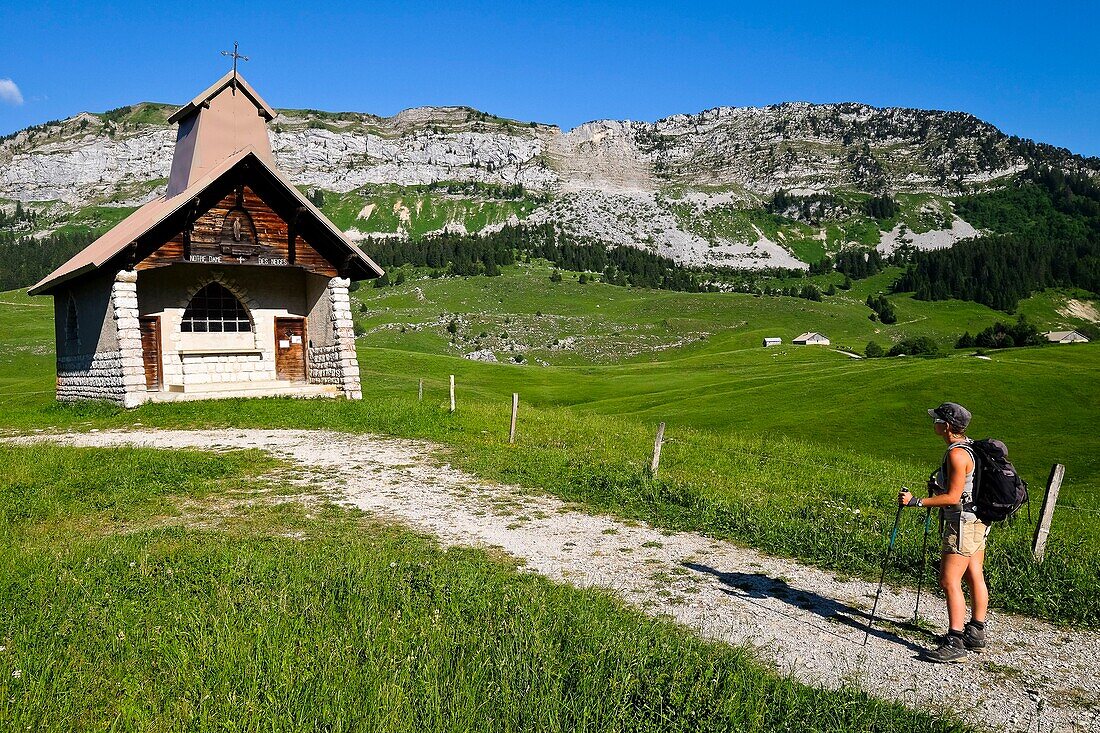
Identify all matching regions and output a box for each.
[168,70,277,123]
[30,74,383,295]
[166,70,277,196]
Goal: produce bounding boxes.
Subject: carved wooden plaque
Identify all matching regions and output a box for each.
[139,184,336,276]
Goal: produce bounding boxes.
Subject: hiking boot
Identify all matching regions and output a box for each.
[923,633,968,663]
[963,621,986,652]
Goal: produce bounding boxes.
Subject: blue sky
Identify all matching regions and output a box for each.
[1,0,1098,156]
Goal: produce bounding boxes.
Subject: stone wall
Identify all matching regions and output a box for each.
[327,277,362,400]
[51,269,142,406]
[307,344,344,385]
[56,350,126,403]
[112,270,147,408]
[179,352,272,386]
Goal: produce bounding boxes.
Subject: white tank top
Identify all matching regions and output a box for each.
[935,441,976,522]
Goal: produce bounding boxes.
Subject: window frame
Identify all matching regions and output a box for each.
[180,282,252,334]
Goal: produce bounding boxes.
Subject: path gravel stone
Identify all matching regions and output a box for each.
[12,429,1099,732]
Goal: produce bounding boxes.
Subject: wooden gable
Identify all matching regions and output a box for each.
[138,184,337,277]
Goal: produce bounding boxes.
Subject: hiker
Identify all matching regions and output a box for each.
[899,402,988,663]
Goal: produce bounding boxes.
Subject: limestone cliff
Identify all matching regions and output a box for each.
[2,101,1096,268]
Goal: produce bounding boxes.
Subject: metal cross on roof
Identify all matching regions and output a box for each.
[220,42,249,90]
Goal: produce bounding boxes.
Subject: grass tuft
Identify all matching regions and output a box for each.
[0,444,967,731]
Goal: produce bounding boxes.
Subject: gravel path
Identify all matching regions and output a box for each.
[12,429,1099,732]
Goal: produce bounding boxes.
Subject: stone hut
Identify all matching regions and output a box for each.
[29,72,383,406]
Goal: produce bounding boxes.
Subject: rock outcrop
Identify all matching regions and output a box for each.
[3,101,1097,268]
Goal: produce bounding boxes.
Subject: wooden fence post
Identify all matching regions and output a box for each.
[650,422,666,477]
[509,393,519,444]
[1032,464,1064,564]
[418,378,423,402]
[449,375,456,413]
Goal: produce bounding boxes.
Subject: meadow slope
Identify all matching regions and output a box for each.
[1,273,1098,627]
[4,442,972,732]
[9,428,1094,732]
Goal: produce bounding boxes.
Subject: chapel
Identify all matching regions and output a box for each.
[29,70,383,406]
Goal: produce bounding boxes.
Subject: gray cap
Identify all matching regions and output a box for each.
[928,402,972,431]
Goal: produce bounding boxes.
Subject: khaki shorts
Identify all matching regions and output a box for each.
[942,517,990,557]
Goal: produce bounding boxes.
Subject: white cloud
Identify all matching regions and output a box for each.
[0,79,24,106]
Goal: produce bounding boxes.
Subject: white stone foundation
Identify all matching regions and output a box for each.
[326,277,362,400]
[113,270,147,408]
[179,352,274,385]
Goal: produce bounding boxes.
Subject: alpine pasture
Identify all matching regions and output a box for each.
[2,266,1098,633]
[0,279,988,732]
[3,442,969,732]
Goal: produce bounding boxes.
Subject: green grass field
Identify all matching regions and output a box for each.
[348,266,1098,500]
[1,270,1098,627]
[0,444,965,731]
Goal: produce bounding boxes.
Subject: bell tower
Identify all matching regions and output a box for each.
[165,70,276,197]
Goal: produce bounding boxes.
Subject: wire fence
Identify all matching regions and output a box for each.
[0,389,53,399]
[1,382,1098,518]
[1058,504,1100,515]
[0,389,53,400]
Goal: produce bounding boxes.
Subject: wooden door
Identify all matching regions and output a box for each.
[138,316,162,390]
[274,317,307,382]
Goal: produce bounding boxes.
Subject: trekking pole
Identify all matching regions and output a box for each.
[863,496,906,646]
[913,506,933,625]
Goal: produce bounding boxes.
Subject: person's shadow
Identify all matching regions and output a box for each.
[683,561,930,656]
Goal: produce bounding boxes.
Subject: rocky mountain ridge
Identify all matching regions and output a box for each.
[2,100,1097,269]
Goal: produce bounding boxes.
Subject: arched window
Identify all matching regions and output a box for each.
[181,283,252,333]
[65,294,79,345]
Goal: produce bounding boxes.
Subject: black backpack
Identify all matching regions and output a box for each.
[965,439,1029,524]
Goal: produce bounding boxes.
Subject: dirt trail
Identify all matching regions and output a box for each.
[12,429,1099,732]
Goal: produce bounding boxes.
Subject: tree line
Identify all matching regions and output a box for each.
[956,315,1044,349]
[2,218,707,295]
[767,189,899,223]
[361,223,714,292]
[893,167,1100,310]
[809,247,892,278]
[893,234,1099,311]
[0,229,96,291]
